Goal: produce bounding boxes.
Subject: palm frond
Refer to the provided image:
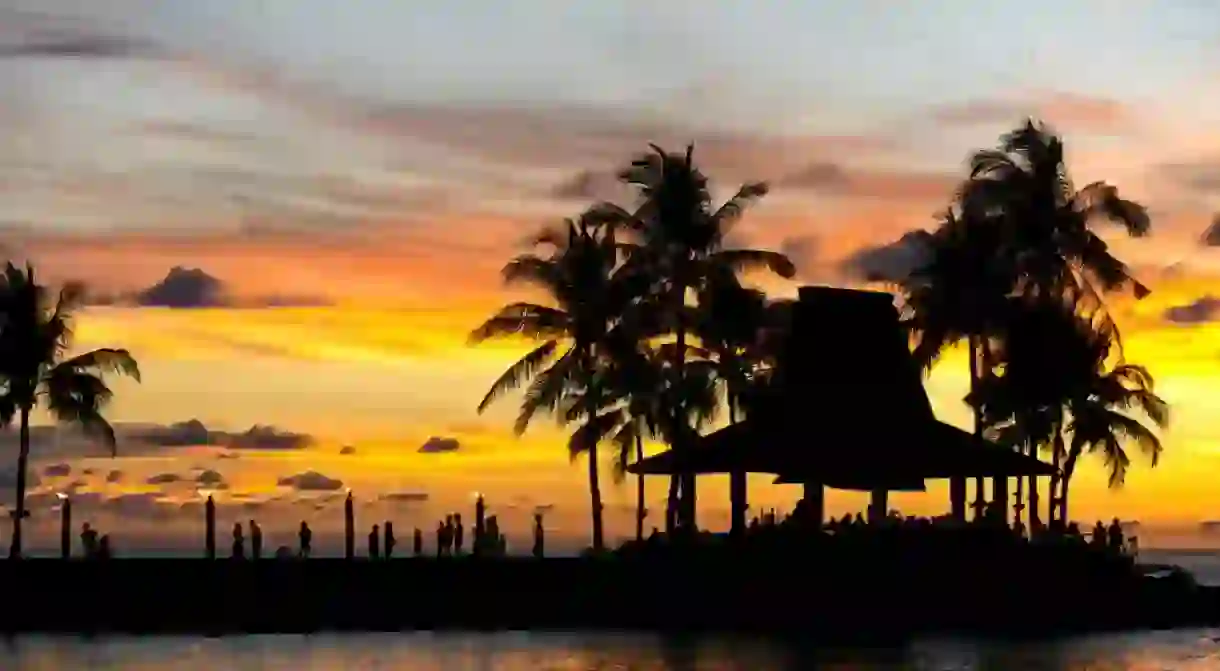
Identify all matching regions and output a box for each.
[55,348,141,383]
[475,340,561,413]
[468,303,572,344]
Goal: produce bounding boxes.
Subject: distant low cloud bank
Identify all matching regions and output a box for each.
[1164,296,1220,325]
[93,267,330,309]
[839,230,934,283]
[131,419,312,451]
[418,437,461,454]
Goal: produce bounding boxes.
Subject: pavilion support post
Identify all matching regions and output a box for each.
[949,477,967,522]
[993,476,1009,527]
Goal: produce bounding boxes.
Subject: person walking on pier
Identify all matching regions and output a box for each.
[384,521,395,558]
[232,522,245,559]
[533,513,544,558]
[414,528,423,557]
[299,521,312,558]
[369,523,381,559]
[250,520,263,560]
[454,514,464,555]
[97,534,112,559]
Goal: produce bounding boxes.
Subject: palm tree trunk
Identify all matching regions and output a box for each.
[588,441,604,551]
[634,432,645,542]
[993,476,1009,527]
[1014,470,1024,530]
[665,476,679,534]
[582,347,604,552]
[968,337,986,521]
[675,324,696,532]
[1059,451,1080,525]
[9,406,30,559]
[1027,442,1041,531]
[1047,430,1065,526]
[728,405,746,538]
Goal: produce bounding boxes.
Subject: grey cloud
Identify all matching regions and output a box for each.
[134,267,225,308]
[1162,163,1220,195]
[550,170,626,201]
[839,230,935,283]
[195,470,225,487]
[145,473,182,485]
[418,436,460,454]
[225,426,311,450]
[930,94,1131,132]
[105,470,123,483]
[379,491,429,505]
[42,463,71,477]
[0,35,159,60]
[117,267,330,310]
[277,471,344,492]
[1164,296,1220,324]
[129,419,312,451]
[779,236,820,281]
[339,445,357,455]
[776,163,956,201]
[1201,216,1220,246]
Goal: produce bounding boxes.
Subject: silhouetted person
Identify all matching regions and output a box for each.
[435,521,446,557]
[97,534,111,559]
[443,515,455,554]
[454,514,464,554]
[299,521,312,558]
[275,545,293,560]
[80,523,98,559]
[232,522,245,559]
[532,513,545,558]
[486,515,501,557]
[1091,520,1106,548]
[384,521,395,558]
[250,520,262,559]
[1108,518,1125,553]
[413,527,423,556]
[369,524,381,559]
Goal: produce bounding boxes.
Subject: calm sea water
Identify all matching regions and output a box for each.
[6,630,1220,670]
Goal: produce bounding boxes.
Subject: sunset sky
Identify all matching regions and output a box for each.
[4,1,1220,554]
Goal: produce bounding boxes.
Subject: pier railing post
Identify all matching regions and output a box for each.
[58,493,70,559]
[344,490,355,560]
[205,495,216,560]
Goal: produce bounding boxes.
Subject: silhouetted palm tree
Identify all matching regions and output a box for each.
[0,264,140,558]
[964,119,1151,308]
[906,120,1153,524]
[1059,335,1167,522]
[604,144,795,530]
[900,209,1012,521]
[692,275,769,535]
[569,340,719,542]
[972,296,1166,524]
[470,215,633,551]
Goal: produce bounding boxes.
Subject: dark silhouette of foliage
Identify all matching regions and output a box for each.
[0,263,140,557]
[470,213,638,551]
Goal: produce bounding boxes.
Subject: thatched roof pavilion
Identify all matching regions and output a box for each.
[627,286,1055,520]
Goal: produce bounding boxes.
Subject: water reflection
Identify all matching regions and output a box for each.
[5,630,1220,670]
